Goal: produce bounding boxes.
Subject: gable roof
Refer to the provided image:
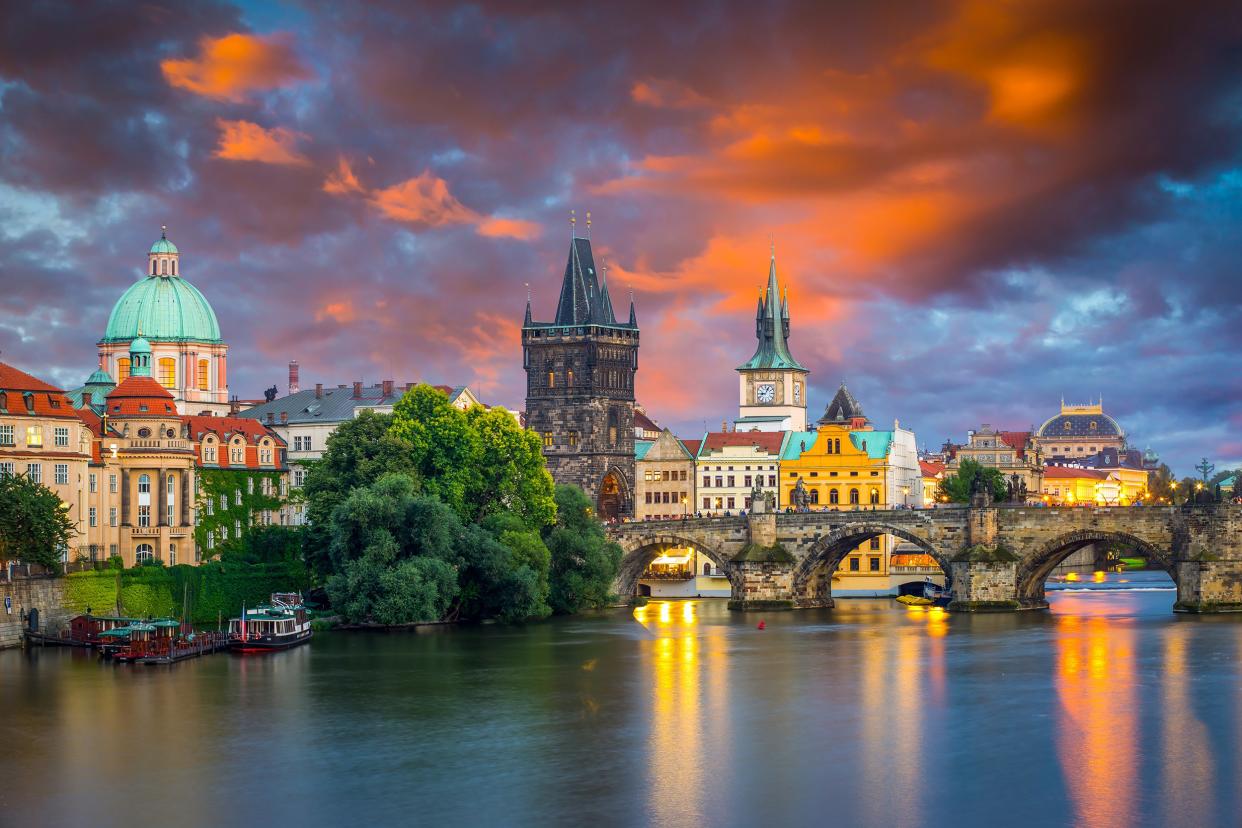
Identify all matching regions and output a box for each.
[818,383,866,425]
[184,416,286,446]
[633,409,660,433]
[239,384,404,425]
[0,360,80,420]
[104,376,177,416]
[920,460,946,477]
[698,431,785,457]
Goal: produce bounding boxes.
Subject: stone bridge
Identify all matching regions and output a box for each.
[606,496,1242,613]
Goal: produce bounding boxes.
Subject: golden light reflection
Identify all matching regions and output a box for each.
[1055,614,1137,828]
[1092,571,1106,583]
[637,601,727,824]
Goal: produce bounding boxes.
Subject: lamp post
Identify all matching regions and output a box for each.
[681,494,688,519]
[1171,480,1179,506]
[901,485,910,509]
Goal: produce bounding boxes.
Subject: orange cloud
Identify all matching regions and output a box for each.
[316,300,357,324]
[477,216,542,240]
[368,171,477,227]
[323,156,365,195]
[162,32,309,102]
[631,78,709,109]
[214,119,309,165]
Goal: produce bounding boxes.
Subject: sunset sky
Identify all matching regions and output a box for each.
[2,1,1240,474]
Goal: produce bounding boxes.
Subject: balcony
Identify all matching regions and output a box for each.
[131,526,160,537]
[128,438,190,450]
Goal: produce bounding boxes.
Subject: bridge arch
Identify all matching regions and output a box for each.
[792,523,951,607]
[614,534,738,600]
[1016,529,1177,607]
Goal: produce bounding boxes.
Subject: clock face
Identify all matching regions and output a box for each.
[756,383,775,403]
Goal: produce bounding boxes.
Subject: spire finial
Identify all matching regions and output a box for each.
[586,210,591,239]
[770,238,775,260]
[570,209,576,238]
[524,282,531,302]
[161,224,167,239]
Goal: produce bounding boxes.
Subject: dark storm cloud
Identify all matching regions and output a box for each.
[0,0,1240,471]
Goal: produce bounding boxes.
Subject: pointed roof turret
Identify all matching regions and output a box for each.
[598,259,616,323]
[738,251,805,371]
[628,288,637,327]
[818,383,867,425]
[553,236,617,325]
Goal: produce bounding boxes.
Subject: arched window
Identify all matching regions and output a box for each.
[809,489,819,504]
[826,439,834,455]
[138,474,151,494]
[135,543,153,563]
[117,358,131,381]
[703,562,712,576]
[198,359,210,390]
[849,488,860,505]
[870,489,880,505]
[829,489,839,504]
[151,260,157,276]
[567,369,574,387]
[547,371,555,388]
[834,438,841,453]
[171,260,177,276]
[158,358,176,388]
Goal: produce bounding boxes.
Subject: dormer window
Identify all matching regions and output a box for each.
[1089,421,1098,430]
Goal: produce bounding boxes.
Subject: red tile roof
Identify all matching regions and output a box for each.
[0,360,80,419]
[699,431,785,454]
[998,431,1031,457]
[184,416,286,446]
[920,460,946,477]
[105,376,177,416]
[681,438,702,456]
[633,410,660,433]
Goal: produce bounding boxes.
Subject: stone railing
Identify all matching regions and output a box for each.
[128,438,190,450]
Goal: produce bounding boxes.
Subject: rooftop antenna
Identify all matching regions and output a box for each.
[570,209,576,239]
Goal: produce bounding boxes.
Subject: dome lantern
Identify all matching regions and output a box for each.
[129,333,152,378]
[147,225,181,277]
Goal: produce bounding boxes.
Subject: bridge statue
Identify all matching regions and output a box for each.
[264,385,278,403]
[749,482,771,514]
[607,494,1242,616]
[790,478,810,511]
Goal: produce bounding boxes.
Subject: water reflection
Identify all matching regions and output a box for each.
[1055,609,1138,828]
[1160,628,1215,825]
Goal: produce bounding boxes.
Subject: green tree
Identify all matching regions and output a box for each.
[0,473,76,572]
[467,404,556,529]
[389,384,482,521]
[1148,463,1177,504]
[937,458,1009,503]
[301,410,421,577]
[221,525,304,566]
[543,485,622,614]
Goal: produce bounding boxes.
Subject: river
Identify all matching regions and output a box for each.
[3,572,1241,828]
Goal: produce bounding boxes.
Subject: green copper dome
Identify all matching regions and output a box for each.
[150,226,179,254]
[103,275,221,343]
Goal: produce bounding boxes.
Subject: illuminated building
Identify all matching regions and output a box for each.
[947,424,1043,497]
[635,429,699,521]
[1034,399,1126,460]
[694,431,783,515]
[734,251,808,432]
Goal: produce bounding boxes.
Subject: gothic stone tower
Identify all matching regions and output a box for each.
[523,234,639,520]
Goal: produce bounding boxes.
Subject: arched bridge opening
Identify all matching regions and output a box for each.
[615,535,738,602]
[791,524,952,609]
[1016,530,1177,609]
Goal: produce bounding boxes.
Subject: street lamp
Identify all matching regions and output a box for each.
[681,494,688,519]
[901,485,910,508]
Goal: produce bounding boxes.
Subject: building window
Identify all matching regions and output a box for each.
[849,488,860,505]
[869,557,880,572]
[768,475,776,487]
[715,476,723,487]
[54,427,69,447]
[219,494,227,511]
[0,425,12,446]
[167,504,175,525]
[293,469,305,488]
[110,474,118,493]
[234,519,241,539]
[26,463,41,483]
[702,497,710,509]
[158,358,176,389]
[204,444,217,463]
[744,475,752,487]
[542,433,554,448]
[849,557,860,572]
[726,497,735,509]
[206,499,214,516]
[235,489,242,506]
[247,477,255,495]
[138,505,151,527]
[547,371,555,388]
[25,426,42,447]
[870,537,881,550]
[89,473,97,493]
[567,431,578,447]
[702,476,710,487]
[169,544,176,566]
[109,507,117,527]
[89,507,97,527]
[54,464,68,485]
[138,474,151,494]
[135,544,153,563]
[207,533,214,551]
[198,359,210,390]
[117,358,131,381]
[809,489,819,504]
[829,489,839,504]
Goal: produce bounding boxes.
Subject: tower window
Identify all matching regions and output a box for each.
[198,359,210,390]
[547,371,555,388]
[117,358,131,381]
[567,369,574,387]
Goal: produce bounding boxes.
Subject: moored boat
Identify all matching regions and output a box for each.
[228,593,312,653]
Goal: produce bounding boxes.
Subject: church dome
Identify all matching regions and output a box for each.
[102,230,221,343]
[1037,411,1123,438]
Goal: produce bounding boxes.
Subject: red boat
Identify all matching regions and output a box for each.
[228,594,312,653]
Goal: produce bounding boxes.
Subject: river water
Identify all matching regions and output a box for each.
[3,572,1241,828]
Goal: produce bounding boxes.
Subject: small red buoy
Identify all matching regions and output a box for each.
[757,620,766,630]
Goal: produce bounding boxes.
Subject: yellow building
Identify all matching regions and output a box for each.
[779,384,923,596]
[1040,466,1148,506]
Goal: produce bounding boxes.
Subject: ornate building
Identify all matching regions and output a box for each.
[97,228,230,416]
[1034,399,1125,460]
[523,233,639,520]
[948,424,1043,496]
[735,251,808,432]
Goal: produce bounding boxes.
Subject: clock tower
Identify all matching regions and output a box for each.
[735,251,808,432]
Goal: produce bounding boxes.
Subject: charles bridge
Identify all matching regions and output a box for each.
[606,494,1242,613]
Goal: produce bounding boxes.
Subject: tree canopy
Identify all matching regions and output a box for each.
[543,485,622,614]
[937,458,1010,503]
[0,473,76,571]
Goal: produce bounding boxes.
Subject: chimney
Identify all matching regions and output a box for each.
[280,412,288,424]
[266,412,274,425]
[315,383,323,399]
[352,381,362,399]
[382,379,394,398]
[229,395,240,416]
[288,361,300,395]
